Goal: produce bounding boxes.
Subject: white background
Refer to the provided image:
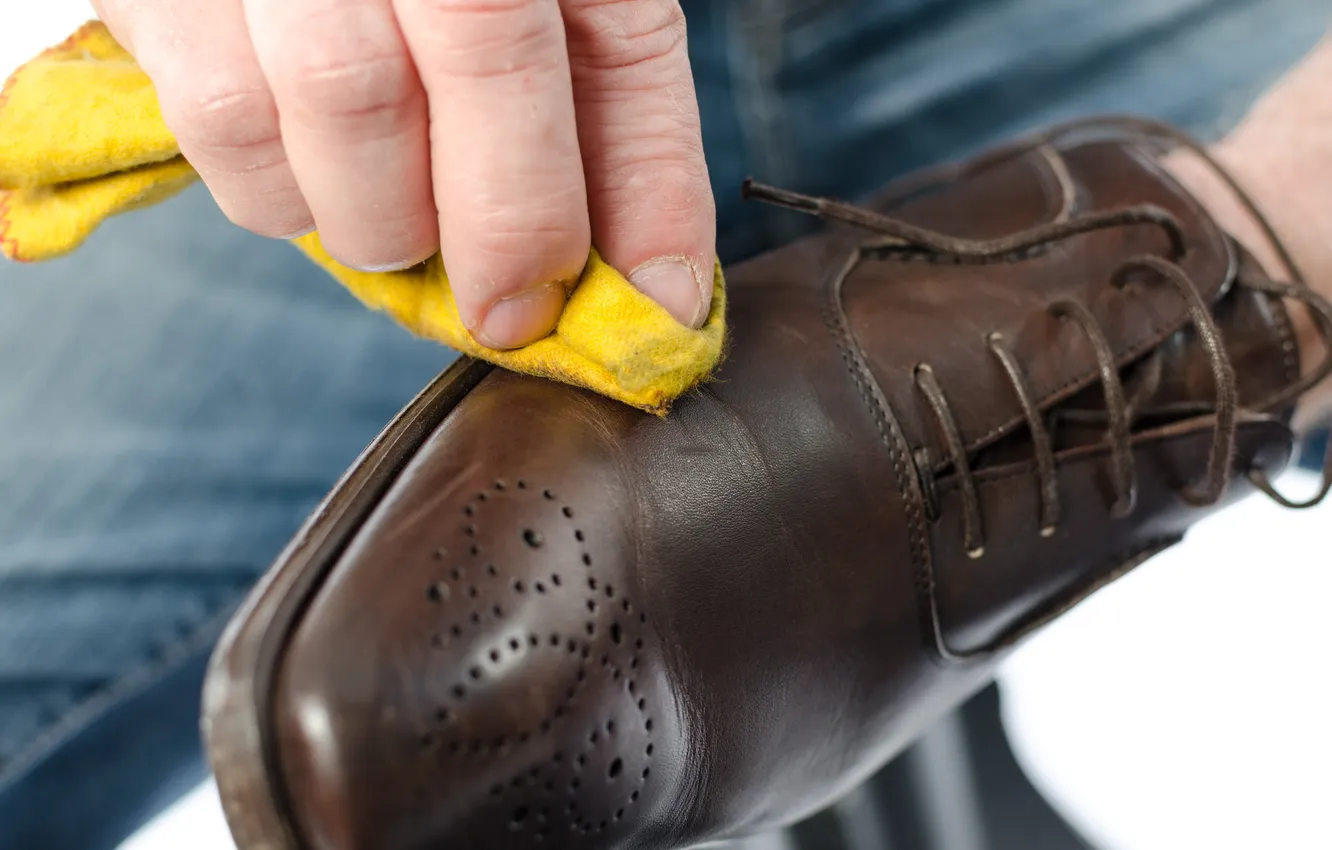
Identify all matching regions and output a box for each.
[3,6,1329,849]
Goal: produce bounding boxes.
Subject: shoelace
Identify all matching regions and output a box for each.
[742,117,1332,557]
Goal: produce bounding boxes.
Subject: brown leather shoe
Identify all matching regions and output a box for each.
[202,117,1332,850]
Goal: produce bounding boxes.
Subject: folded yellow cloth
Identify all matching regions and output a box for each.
[0,21,726,415]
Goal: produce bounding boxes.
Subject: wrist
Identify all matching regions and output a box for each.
[1222,134,1331,423]
[1164,40,1332,432]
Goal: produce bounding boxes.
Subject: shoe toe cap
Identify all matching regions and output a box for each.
[269,425,671,848]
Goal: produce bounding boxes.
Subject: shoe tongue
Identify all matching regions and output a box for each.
[975,245,1299,467]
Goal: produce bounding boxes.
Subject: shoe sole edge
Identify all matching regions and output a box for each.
[201,356,495,850]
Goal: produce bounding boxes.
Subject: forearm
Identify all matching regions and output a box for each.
[1171,34,1332,432]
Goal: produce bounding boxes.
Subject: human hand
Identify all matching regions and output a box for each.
[91,0,716,349]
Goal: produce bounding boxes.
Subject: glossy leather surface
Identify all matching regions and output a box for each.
[204,119,1312,850]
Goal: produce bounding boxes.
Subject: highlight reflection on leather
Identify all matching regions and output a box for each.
[202,117,1332,850]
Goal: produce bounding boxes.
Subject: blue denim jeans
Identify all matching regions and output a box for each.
[0,2,1326,847]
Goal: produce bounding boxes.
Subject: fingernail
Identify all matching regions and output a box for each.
[345,245,438,273]
[278,224,316,240]
[629,258,709,328]
[353,257,432,273]
[475,283,566,349]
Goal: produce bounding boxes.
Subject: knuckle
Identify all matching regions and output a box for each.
[216,186,313,239]
[566,0,688,72]
[411,0,545,26]
[169,79,280,154]
[406,0,566,80]
[277,49,420,124]
[600,155,713,228]
[459,212,591,294]
[416,0,543,14]
[607,134,708,193]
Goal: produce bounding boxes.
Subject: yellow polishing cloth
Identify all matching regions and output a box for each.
[0,21,726,415]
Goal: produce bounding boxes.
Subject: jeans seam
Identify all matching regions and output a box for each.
[724,0,806,247]
[0,584,249,791]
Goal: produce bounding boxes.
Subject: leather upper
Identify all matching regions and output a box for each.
[207,119,1322,850]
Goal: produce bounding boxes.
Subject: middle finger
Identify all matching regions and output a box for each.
[393,0,591,348]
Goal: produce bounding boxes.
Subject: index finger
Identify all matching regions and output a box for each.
[392,0,592,349]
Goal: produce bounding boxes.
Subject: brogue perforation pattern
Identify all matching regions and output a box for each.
[420,478,654,843]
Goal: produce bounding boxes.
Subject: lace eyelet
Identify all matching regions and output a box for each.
[1111,264,1145,290]
[912,447,942,523]
[915,363,987,557]
[1039,525,1056,538]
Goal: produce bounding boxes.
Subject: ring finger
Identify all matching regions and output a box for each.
[242,0,438,270]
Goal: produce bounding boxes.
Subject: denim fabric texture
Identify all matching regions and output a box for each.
[0,2,1326,847]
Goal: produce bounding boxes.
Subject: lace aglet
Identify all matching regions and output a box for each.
[740,179,826,218]
[740,179,915,242]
